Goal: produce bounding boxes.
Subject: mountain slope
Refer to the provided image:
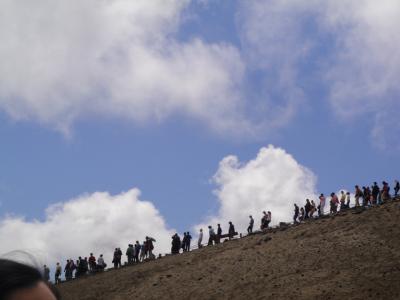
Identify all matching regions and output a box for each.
[58,200,400,300]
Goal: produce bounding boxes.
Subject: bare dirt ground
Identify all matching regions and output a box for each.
[58,200,400,300]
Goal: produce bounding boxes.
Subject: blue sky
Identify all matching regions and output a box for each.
[0,0,399,262]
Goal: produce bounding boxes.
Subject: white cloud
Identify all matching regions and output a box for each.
[0,188,174,266]
[195,145,317,235]
[237,0,400,149]
[0,0,253,136]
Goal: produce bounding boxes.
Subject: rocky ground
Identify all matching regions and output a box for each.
[58,199,400,300]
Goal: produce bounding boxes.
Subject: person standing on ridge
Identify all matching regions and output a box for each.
[305,199,311,219]
[247,215,254,234]
[216,224,222,244]
[185,232,192,252]
[54,263,62,284]
[208,225,216,245]
[43,265,50,282]
[198,229,203,248]
[293,204,299,223]
[319,194,326,216]
[354,185,362,207]
[146,236,156,259]
[228,221,235,240]
[395,180,399,197]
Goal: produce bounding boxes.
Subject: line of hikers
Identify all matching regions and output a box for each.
[293,180,399,223]
[46,236,156,284]
[46,179,399,284]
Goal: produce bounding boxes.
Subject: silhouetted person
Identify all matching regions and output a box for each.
[382,181,390,201]
[346,192,351,208]
[319,194,326,215]
[146,236,156,259]
[171,233,181,254]
[216,224,222,244]
[185,232,192,251]
[113,248,122,268]
[247,215,254,234]
[182,232,188,252]
[134,241,141,263]
[261,211,268,229]
[43,265,50,282]
[330,192,339,214]
[293,204,299,223]
[395,180,400,197]
[372,182,380,204]
[305,199,311,219]
[228,221,235,240]
[0,259,61,300]
[126,244,134,264]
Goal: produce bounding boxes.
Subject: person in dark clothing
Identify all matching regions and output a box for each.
[146,236,156,259]
[228,222,235,240]
[372,182,380,204]
[112,248,122,268]
[293,204,299,223]
[43,265,50,282]
[216,224,222,244]
[126,245,134,264]
[171,233,181,254]
[395,180,400,197]
[88,253,96,271]
[247,215,254,234]
[182,232,187,252]
[185,232,192,252]
[304,199,312,219]
[134,241,141,263]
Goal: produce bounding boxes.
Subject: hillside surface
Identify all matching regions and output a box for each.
[58,200,400,300]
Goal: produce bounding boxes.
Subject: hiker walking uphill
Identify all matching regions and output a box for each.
[319,194,326,216]
[247,215,254,234]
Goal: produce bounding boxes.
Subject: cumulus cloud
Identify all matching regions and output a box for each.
[237,0,400,149]
[195,145,317,235]
[0,0,253,136]
[0,188,174,267]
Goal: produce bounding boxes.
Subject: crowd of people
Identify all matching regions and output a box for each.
[45,179,399,284]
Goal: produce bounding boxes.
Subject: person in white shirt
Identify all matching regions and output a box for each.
[97,254,106,270]
[198,229,203,248]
